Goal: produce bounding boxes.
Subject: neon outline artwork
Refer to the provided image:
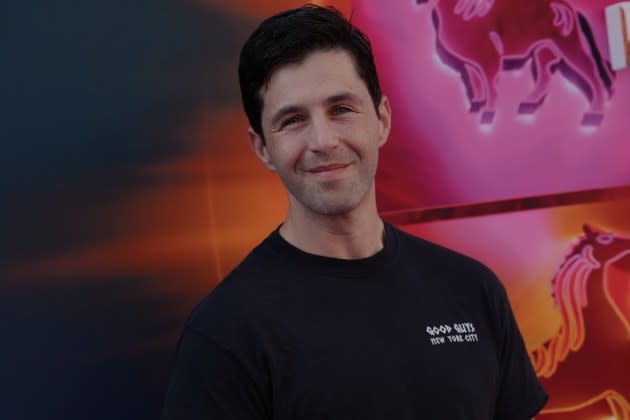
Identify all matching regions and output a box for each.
[415,0,614,125]
[530,225,630,419]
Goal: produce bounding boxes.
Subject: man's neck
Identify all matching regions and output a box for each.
[279,198,385,260]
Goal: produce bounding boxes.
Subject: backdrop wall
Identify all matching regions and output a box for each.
[2,0,628,419]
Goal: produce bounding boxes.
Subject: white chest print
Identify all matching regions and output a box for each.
[425,322,478,345]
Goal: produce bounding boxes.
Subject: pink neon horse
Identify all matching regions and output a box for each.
[530,225,630,419]
[416,0,614,125]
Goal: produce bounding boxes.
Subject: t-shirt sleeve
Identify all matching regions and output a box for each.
[492,282,548,420]
[160,327,270,420]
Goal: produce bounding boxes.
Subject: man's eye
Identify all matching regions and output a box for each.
[281,115,304,127]
[332,106,352,115]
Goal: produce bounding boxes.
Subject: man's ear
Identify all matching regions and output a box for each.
[377,96,392,147]
[248,127,277,172]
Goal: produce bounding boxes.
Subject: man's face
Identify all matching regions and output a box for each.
[249,49,391,217]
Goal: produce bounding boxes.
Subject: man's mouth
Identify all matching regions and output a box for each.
[306,163,350,181]
[308,163,349,173]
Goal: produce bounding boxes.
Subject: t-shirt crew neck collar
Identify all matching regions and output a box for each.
[267,222,398,277]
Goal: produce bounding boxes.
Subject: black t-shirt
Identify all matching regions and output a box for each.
[161,223,547,419]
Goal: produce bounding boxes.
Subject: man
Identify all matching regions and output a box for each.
[161,5,547,419]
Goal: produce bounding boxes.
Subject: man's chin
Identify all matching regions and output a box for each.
[307,196,362,217]
[287,182,370,217]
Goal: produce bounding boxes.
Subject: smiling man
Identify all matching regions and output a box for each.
[250,48,389,258]
[161,5,547,419]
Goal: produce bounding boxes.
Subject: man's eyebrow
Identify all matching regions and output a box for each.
[269,93,363,128]
[325,92,362,105]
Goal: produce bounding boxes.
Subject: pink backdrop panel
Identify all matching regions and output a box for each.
[352,0,630,211]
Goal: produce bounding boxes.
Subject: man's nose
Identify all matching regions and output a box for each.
[308,115,339,153]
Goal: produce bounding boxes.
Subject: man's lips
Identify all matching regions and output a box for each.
[307,163,349,173]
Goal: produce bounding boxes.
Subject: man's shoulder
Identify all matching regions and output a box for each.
[390,224,506,300]
[394,226,494,274]
[185,231,284,344]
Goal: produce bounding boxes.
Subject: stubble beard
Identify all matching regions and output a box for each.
[283,164,376,218]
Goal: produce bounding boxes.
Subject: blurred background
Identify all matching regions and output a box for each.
[3,1,301,418]
[3,0,629,419]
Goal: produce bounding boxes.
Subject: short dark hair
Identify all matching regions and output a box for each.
[238,4,382,140]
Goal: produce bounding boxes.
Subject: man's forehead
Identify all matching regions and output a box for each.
[259,49,364,108]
